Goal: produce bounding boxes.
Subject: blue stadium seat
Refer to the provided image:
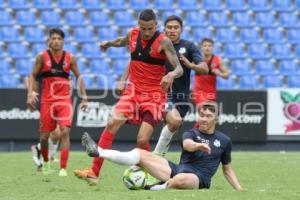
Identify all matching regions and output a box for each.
[57,0,78,10]
[74,28,95,43]
[248,44,269,59]
[89,11,110,27]
[185,12,207,27]
[113,59,128,75]
[89,60,111,74]
[98,27,118,41]
[8,44,29,59]
[77,59,88,73]
[263,28,285,44]
[0,47,5,58]
[208,12,229,27]
[239,28,261,43]
[296,45,300,58]
[129,0,149,10]
[248,0,270,11]
[279,61,299,75]
[288,75,300,88]
[255,60,276,75]
[297,0,300,10]
[217,77,236,89]
[178,0,199,11]
[192,28,213,42]
[0,0,4,9]
[154,0,174,10]
[24,27,45,42]
[271,44,293,59]
[214,43,223,56]
[0,12,13,26]
[41,11,62,26]
[255,13,276,28]
[202,0,223,11]
[0,74,20,88]
[32,43,46,56]
[80,74,96,88]
[8,0,29,9]
[160,11,183,22]
[263,75,283,88]
[216,28,238,43]
[0,60,12,73]
[64,43,78,55]
[279,13,299,28]
[32,0,53,10]
[107,48,128,59]
[0,27,20,42]
[224,44,246,59]
[16,11,37,26]
[81,0,102,10]
[232,12,254,27]
[232,60,252,75]
[272,0,293,12]
[61,28,72,42]
[114,11,135,27]
[106,0,126,10]
[81,44,103,59]
[287,29,300,44]
[65,11,86,27]
[239,75,259,89]
[16,59,32,75]
[181,30,191,40]
[96,75,115,89]
[225,0,247,11]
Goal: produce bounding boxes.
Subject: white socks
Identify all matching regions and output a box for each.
[48,138,58,159]
[150,182,168,191]
[153,125,176,156]
[98,147,140,166]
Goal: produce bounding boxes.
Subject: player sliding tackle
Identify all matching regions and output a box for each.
[81,101,243,191]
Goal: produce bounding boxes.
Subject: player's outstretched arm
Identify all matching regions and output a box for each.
[27,54,42,111]
[99,30,131,51]
[222,164,243,191]
[182,139,211,154]
[212,58,230,79]
[70,56,88,111]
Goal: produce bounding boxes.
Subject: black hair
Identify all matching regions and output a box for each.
[139,9,156,22]
[200,101,219,116]
[164,15,183,27]
[201,38,214,45]
[48,28,65,39]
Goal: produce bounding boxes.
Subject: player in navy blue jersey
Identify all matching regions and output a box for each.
[153,15,208,157]
[80,101,243,191]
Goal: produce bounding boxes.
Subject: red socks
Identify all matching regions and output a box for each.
[41,147,49,162]
[60,148,69,169]
[92,128,115,176]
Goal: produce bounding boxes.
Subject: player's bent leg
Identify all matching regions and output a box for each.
[167,173,199,189]
[136,122,154,151]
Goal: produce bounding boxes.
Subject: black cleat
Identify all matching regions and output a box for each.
[81,132,99,157]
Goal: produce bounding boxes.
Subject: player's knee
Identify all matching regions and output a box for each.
[136,138,149,149]
[59,126,69,137]
[168,117,182,131]
[172,175,189,189]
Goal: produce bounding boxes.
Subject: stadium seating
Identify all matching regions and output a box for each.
[296,45,300,58]
[287,29,300,44]
[278,61,300,75]
[224,44,246,59]
[225,0,247,11]
[32,0,53,10]
[81,44,103,59]
[239,28,261,43]
[77,59,89,73]
[8,0,29,9]
[154,0,174,10]
[192,28,213,42]
[0,74,20,88]
[217,77,236,89]
[24,27,45,43]
[106,0,127,10]
[232,60,253,75]
[255,13,276,28]
[74,28,95,43]
[216,28,238,43]
[0,60,12,73]
[64,11,86,27]
[263,75,283,88]
[129,0,149,11]
[255,60,276,75]
[178,0,199,11]
[32,43,46,56]
[248,44,269,59]
[57,0,78,10]
[272,0,293,12]
[8,44,29,59]
[89,60,112,74]
[0,47,5,58]
[98,27,118,41]
[239,75,260,89]
[113,11,136,27]
[208,12,229,27]
[185,12,207,27]
[15,59,32,75]
[0,27,20,42]
[271,44,293,60]
[232,12,254,27]
[107,48,129,59]
[89,12,110,27]
[202,0,223,11]
[248,0,270,11]
[64,43,78,55]
[40,11,62,26]
[0,12,13,26]
[81,0,102,10]
[287,76,300,88]
[263,28,285,44]
[279,13,299,28]
[113,59,128,76]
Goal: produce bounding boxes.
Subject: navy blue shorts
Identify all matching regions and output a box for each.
[168,161,209,189]
[165,97,190,118]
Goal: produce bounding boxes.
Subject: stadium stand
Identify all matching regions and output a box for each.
[1,0,299,89]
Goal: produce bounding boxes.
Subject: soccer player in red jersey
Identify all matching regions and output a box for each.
[27,28,88,176]
[183,38,230,128]
[74,9,183,185]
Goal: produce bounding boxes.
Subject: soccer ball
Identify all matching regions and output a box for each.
[122,165,147,190]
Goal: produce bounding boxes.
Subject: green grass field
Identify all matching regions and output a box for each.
[0,151,300,200]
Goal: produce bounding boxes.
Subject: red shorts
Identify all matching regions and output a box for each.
[193,90,217,106]
[39,100,73,132]
[114,87,166,125]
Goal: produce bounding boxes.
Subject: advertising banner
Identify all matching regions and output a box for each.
[268,89,300,135]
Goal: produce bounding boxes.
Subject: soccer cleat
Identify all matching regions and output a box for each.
[149,182,168,191]
[59,168,68,177]
[31,144,43,171]
[42,162,51,175]
[74,168,99,186]
[81,132,99,157]
[146,174,160,187]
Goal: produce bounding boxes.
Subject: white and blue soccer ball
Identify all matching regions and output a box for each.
[122,165,148,190]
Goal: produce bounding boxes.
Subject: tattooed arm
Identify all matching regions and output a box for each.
[99,30,132,51]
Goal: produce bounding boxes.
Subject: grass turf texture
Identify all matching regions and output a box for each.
[0,152,299,200]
